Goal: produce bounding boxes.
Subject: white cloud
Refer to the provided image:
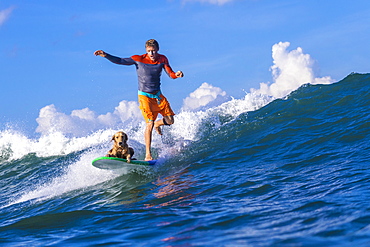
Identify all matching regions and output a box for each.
[183,0,234,5]
[253,42,334,98]
[113,100,142,123]
[181,82,230,111]
[71,108,96,120]
[36,100,142,136]
[0,6,15,26]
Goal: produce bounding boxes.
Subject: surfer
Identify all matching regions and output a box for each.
[94,39,184,161]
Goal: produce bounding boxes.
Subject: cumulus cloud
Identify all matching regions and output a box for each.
[36,100,142,136]
[181,82,230,111]
[71,108,96,120]
[253,42,334,98]
[0,6,15,26]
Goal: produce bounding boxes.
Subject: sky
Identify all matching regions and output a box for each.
[1,0,370,135]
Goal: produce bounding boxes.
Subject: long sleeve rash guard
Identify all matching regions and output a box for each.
[105,53,178,94]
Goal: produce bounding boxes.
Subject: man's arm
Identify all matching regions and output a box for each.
[165,65,184,79]
[162,56,184,79]
[94,50,135,65]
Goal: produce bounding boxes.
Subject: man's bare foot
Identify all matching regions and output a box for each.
[145,155,153,161]
[154,125,163,135]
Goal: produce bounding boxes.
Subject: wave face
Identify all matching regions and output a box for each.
[1,73,370,246]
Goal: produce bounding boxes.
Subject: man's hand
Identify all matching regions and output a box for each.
[94,50,106,57]
[175,71,184,78]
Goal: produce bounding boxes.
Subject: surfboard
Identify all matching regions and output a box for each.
[92,157,157,170]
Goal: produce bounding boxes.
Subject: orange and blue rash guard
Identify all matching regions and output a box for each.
[104,53,178,93]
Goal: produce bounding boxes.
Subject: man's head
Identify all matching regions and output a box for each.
[145,39,159,50]
[145,39,159,61]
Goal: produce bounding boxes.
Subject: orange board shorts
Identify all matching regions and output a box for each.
[138,94,175,122]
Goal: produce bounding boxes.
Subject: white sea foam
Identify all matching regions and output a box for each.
[0,128,116,160]
[7,150,122,206]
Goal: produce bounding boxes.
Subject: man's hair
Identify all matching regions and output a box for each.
[145,39,159,50]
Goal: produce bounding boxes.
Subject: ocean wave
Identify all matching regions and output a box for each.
[1,72,369,246]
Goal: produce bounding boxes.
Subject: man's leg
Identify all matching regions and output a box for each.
[154,115,174,135]
[145,121,155,161]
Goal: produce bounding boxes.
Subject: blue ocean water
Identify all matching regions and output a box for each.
[1,73,370,246]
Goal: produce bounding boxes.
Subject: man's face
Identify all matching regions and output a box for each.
[146,46,159,61]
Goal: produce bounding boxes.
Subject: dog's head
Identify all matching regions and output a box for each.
[111,131,128,147]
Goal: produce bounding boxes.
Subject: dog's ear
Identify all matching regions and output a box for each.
[111,134,116,141]
[123,133,128,141]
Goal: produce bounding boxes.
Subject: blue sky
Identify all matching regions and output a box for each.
[1,0,370,133]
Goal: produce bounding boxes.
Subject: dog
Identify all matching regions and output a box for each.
[106,131,135,163]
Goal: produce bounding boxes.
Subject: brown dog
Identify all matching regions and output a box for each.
[106,131,135,163]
